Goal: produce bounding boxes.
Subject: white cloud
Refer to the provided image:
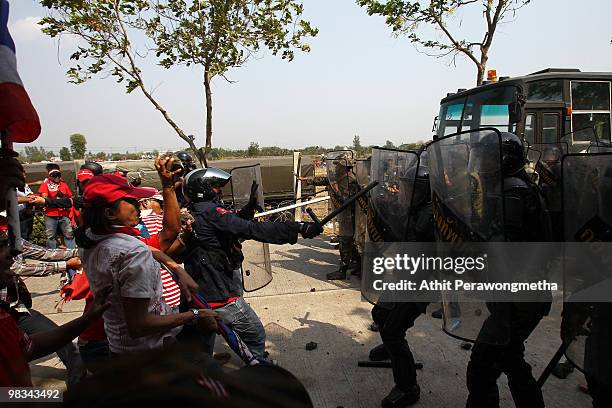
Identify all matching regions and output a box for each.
[9,16,44,42]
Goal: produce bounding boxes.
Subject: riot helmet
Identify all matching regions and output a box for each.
[183,167,231,202]
[175,151,197,173]
[477,131,525,177]
[500,132,526,176]
[542,146,562,167]
[81,161,103,176]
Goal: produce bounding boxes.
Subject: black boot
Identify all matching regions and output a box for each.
[326,267,347,280]
[381,385,420,408]
[369,344,390,361]
[348,261,362,277]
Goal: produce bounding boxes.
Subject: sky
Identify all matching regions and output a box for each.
[8,0,612,153]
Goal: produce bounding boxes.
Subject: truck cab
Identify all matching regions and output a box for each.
[435,68,612,151]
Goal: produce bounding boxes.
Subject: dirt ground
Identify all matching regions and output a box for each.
[25,237,592,408]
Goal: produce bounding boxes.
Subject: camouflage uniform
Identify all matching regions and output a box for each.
[307,170,360,279]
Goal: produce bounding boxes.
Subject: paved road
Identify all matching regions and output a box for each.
[26,237,592,407]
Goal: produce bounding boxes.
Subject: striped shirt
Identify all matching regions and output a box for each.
[141,213,164,236]
[159,267,181,308]
[140,227,181,309]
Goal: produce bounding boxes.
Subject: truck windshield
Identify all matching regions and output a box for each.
[437,85,520,138]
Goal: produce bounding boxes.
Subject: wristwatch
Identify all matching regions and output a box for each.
[190,308,199,322]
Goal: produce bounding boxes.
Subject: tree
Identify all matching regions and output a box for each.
[93,151,108,161]
[70,133,87,159]
[41,1,317,166]
[247,142,260,157]
[353,134,366,157]
[23,146,51,163]
[41,0,202,163]
[383,140,396,149]
[149,0,318,162]
[358,0,531,85]
[59,146,72,161]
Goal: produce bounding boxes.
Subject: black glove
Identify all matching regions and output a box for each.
[248,181,259,207]
[300,222,323,239]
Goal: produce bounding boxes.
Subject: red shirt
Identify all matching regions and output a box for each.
[60,272,106,341]
[38,179,72,217]
[0,308,33,387]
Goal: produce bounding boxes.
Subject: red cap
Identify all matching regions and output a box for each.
[77,169,94,183]
[83,174,157,207]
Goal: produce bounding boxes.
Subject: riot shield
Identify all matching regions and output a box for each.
[324,150,356,237]
[428,128,508,344]
[230,165,273,292]
[562,153,612,386]
[354,159,371,256]
[530,142,567,240]
[560,127,598,154]
[361,148,420,304]
[369,148,420,241]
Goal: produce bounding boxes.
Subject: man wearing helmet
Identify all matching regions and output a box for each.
[465,132,552,408]
[181,167,323,360]
[299,152,361,280]
[369,160,435,408]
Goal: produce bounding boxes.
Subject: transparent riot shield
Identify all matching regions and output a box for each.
[369,148,420,241]
[361,148,420,304]
[230,165,273,292]
[354,158,371,256]
[325,150,356,238]
[530,142,568,240]
[560,127,598,154]
[428,128,508,344]
[562,153,612,386]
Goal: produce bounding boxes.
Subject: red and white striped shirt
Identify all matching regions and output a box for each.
[159,267,181,308]
[141,213,164,236]
[139,226,181,309]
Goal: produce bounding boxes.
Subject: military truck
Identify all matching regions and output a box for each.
[434,68,612,148]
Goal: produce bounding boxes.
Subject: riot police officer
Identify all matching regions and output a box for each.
[181,167,322,360]
[465,132,552,408]
[173,151,198,208]
[370,164,435,408]
[302,152,360,280]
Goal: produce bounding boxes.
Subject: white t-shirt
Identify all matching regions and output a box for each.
[81,231,181,354]
[17,184,33,212]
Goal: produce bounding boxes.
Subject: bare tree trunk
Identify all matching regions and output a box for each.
[204,69,213,166]
[137,84,200,156]
[476,63,484,86]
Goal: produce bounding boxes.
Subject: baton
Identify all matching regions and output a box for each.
[537,343,567,388]
[254,196,330,219]
[306,181,378,226]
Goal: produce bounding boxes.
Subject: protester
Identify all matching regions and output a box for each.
[1,176,109,387]
[16,168,35,240]
[38,168,75,249]
[140,193,164,235]
[11,238,81,278]
[77,171,218,356]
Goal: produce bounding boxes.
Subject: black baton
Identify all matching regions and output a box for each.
[306,181,378,225]
[537,343,567,388]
